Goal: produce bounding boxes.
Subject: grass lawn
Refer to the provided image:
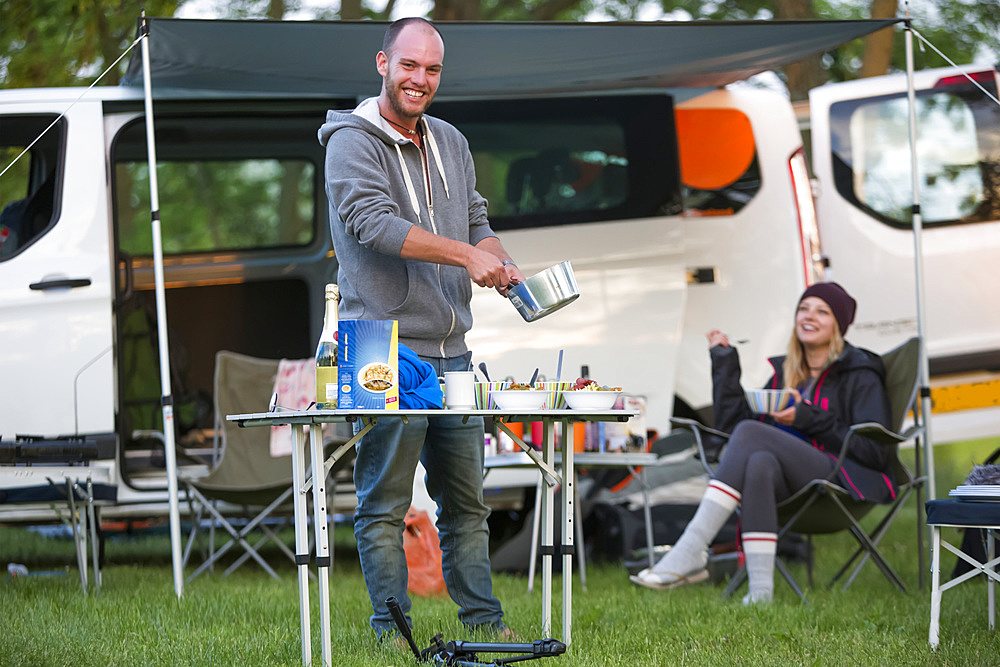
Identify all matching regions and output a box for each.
[2,437,999,666]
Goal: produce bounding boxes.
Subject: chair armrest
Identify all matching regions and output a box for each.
[827,420,924,484]
[669,417,730,475]
[848,421,908,446]
[669,417,731,441]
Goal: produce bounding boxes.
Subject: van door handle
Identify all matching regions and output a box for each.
[686,267,717,284]
[29,277,92,290]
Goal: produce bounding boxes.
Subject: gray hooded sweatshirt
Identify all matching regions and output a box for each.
[318,97,497,359]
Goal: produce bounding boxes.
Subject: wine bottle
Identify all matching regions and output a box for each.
[315,283,340,408]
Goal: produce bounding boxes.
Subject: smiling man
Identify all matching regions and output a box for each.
[318,17,522,640]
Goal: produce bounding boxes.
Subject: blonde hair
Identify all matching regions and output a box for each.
[783,324,844,391]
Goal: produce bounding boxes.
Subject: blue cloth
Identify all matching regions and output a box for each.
[397,342,443,409]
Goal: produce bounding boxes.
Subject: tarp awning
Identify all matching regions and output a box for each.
[122,18,902,99]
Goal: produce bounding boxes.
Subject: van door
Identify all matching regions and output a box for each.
[106,101,342,481]
[0,100,115,439]
[810,67,1000,374]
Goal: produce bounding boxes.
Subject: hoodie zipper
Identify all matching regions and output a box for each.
[416,134,456,357]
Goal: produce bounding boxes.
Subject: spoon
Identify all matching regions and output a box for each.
[529,367,539,386]
[478,362,492,383]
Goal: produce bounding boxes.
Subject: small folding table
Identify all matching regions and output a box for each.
[926,498,1000,648]
[229,407,637,666]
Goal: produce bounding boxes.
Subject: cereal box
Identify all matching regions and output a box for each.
[337,320,399,410]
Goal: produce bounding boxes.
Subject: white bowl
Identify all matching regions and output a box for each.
[744,389,795,413]
[492,389,548,411]
[563,390,620,411]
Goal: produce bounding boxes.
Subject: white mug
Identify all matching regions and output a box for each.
[443,371,475,409]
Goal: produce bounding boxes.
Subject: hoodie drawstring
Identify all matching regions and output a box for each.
[394,142,422,225]
[394,121,450,227]
[422,119,450,200]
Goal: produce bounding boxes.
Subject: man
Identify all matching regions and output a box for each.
[318,17,524,639]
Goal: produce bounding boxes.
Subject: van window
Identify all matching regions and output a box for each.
[829,77,1000,228]
[675,108,762,217]
[437,95,682,231]
[112,115,318,255]
[0,115,64,259]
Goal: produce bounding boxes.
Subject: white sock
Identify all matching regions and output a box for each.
[652,480,741,576]
[743,531,777,605]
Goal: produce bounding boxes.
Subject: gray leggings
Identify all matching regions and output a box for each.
[713,420,836,533]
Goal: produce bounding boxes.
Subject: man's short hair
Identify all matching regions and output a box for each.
[382,17,443,55]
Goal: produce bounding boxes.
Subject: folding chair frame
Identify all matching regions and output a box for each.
[181,482,297,581]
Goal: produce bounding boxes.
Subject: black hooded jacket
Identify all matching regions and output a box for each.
[710,342,897,503]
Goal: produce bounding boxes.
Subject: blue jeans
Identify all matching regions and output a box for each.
[353,353,504,636]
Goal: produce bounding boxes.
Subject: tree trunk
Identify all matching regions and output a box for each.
[859,0,898,78]
[340,0,363,20]
[432,1,481,20]
[774,0,827,101]
[267,0,285,20]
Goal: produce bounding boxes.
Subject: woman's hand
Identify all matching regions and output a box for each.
[707,329,729,348]
[770,388,802,425]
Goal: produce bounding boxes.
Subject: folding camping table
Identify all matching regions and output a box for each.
[0,464,116,594]
[228,407,638,667]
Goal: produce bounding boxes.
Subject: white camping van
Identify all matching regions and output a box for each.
[809,65,1000,441]
[0,81,818,502]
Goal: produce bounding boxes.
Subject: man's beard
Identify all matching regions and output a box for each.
[387,80,433,120]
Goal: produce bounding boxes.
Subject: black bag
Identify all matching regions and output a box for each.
[952,447,1000,578]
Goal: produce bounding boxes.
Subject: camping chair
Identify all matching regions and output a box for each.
[181,351,302,581]
[671,337,926,602]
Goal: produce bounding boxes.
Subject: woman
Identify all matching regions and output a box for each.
[630,282,894,604]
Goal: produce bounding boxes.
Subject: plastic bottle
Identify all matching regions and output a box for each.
[315,284,340,408]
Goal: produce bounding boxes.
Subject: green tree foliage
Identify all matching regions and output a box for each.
[661,1,1000,84]
[1,0,184,88]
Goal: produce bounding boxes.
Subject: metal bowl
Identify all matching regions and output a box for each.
[507,260,580,322]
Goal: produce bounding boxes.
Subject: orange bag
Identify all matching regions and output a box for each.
[403,508,447,597]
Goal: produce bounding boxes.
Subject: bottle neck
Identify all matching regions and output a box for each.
[320,297,339,342]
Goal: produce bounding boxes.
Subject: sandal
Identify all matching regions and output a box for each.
[629,567,709,590]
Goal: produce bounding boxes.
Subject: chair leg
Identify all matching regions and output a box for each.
[828,493,907,593]
[722,566,747,598]
[832,492,911,590]
[806,535,814,588]
[847,523,907,593]
[917,482,926,590]
[775,557,808,603]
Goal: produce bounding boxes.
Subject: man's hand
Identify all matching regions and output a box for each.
[471,237,524,295]
[465,246,511,290]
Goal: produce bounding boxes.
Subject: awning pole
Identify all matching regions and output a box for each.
[904,19,935,500]
[139,11,184,598]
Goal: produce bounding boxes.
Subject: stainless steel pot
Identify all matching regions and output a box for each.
[507,260,580,322]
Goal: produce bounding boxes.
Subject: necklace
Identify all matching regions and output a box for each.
[380,112,417,136]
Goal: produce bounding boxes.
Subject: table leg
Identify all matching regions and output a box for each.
[561,419,574,647]
[290,425,312,666]
[573,469,587,593]
[541,419,554,638]
[639,467,655,570]
[309,424,333,667]
[929,525,941,649]
[989,528,996,631]
[87,479,101,592]
[528,475,542,593]
[66,479,88,595]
